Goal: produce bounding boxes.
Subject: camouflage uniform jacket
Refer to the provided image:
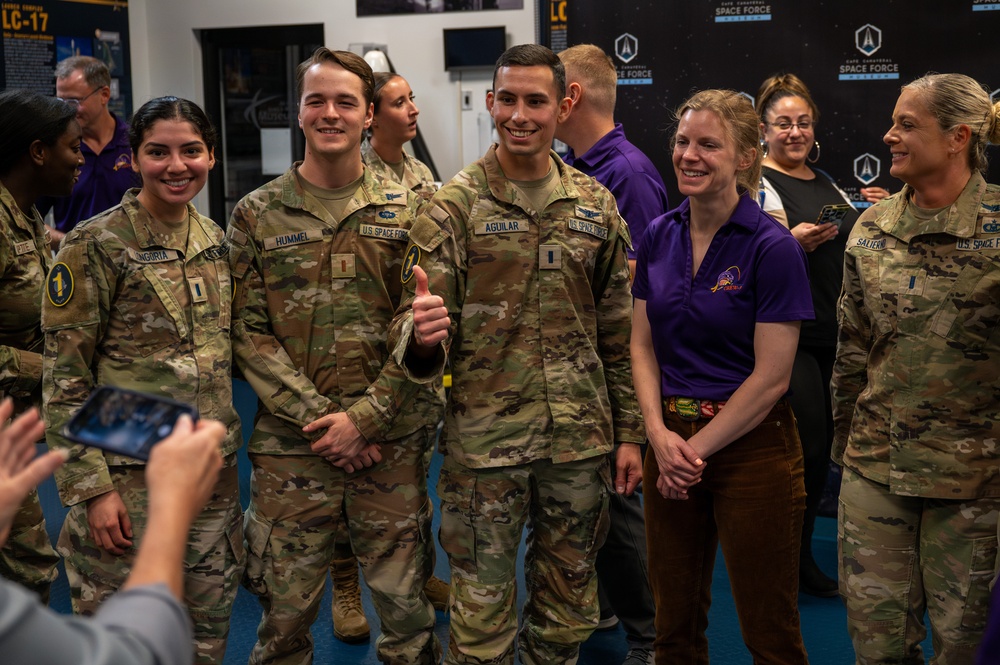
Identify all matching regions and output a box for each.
[228,165,443,455]
[362,139,437,203]
[42,190,242,507]
[392,145,644,469]
[0,183,50,411]
[832,172,1000,499]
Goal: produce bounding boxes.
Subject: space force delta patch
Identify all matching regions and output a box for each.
[47,263,74,307]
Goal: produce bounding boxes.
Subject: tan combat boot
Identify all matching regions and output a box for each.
[330,557,370,643]
[424,574,450,613]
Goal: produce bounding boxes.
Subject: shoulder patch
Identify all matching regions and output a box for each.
[401,245,420,284]
[47,262,74,307]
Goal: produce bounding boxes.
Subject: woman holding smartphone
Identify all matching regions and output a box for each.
[754,74,881,597]
[42,97,243,665]
[0,90,82,602]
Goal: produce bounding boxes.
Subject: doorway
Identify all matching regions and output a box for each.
[199,24,324,224]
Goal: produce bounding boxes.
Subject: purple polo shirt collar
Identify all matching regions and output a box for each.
[669,191,761,233]
[564,123,627,175]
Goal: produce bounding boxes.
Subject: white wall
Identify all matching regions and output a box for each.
[127,0,537,192]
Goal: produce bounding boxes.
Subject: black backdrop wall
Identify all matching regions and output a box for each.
[542,0,1000,208]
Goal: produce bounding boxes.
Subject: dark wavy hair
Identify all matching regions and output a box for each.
[128,96,218,154]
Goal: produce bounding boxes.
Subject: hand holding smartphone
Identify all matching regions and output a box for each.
[62,386,199,461]
[815,203,853,230]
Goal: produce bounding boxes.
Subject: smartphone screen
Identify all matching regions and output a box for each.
[62,386,198,461]
[815,204,853,229]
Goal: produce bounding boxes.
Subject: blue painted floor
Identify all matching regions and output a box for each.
[33,380,929,663]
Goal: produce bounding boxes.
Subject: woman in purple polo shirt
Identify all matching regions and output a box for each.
[631,89,813,663]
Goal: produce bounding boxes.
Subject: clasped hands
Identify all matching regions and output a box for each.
[649,428,705,501]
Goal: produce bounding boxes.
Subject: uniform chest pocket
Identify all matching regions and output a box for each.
[855,251,894,337]
[929,256,1000,349]
[115,264,186,357]
[261,234,327,287]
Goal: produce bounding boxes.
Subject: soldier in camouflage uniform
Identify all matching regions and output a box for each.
[337,70,448,627]
[42,97,244,665]
[391,44,644,665]
[361,72,437,204]
[0,91,82,603]
[832,74,1000,664]
[229,48,444,665]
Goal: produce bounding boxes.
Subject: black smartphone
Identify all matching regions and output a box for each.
[815,203,854,229]
[62,386,198,461]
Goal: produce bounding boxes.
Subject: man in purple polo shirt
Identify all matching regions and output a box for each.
[557,44,669,278]
[40,56,137,250]
[555,43,666,665]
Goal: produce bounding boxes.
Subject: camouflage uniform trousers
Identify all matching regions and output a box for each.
[437,453,611,665]
[243,425,440,665]
[57,453,245,664]
[0,487,60,603]
[839,467,1000,665]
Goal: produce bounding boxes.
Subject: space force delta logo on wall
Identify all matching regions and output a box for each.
[713,1,772,22]
[614,33,653,86]
[838,24,900,81]
[854,153,881,185]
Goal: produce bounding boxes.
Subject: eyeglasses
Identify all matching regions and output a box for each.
[765,119,814,132]
[57,87,102,108]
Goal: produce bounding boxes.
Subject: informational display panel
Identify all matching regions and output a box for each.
[1,0,131,118]
[548,0,1000,206]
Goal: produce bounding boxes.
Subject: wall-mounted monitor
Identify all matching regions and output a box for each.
[443,26,506,72]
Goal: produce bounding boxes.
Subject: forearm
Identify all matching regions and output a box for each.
[121,506,190,599]
[687,370,789,459]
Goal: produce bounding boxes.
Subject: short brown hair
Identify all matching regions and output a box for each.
[559,44,617,116]
[493,44,565,100]
[295,47,375,107]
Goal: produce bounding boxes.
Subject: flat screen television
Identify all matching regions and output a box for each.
[443,26,506,72]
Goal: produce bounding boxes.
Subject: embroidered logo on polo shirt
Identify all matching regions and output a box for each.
[113,153,132,171]
[710,265,743,293]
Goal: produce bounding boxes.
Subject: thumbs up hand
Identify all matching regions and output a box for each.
[411,264,450,349]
